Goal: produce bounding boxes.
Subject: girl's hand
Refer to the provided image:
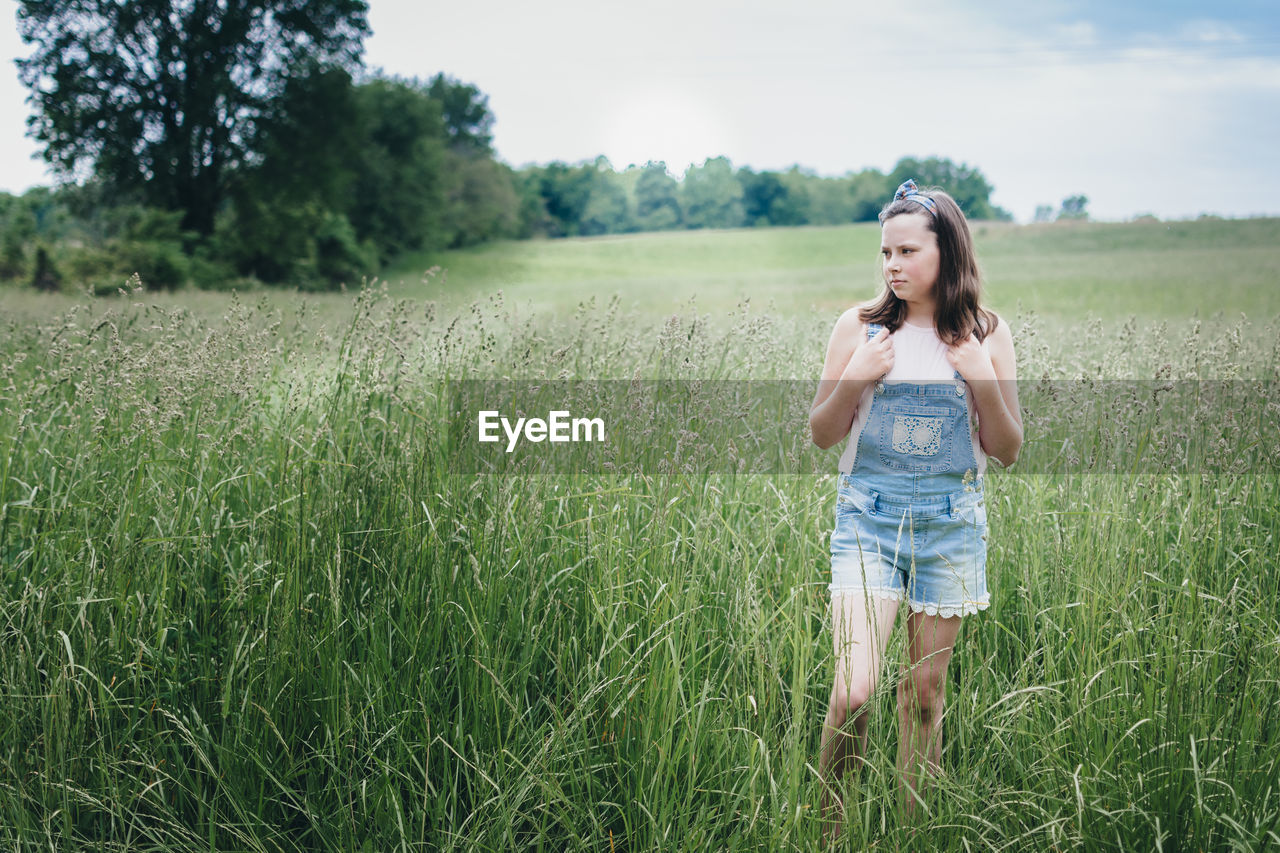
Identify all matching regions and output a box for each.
[843,327,894,381]
[946,334,996,381]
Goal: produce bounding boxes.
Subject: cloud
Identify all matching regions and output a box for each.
[1054,20,1100,47]
[1177,19,1247,44]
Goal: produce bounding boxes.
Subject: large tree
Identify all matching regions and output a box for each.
[426,72,494,155]
[16,0,370,236]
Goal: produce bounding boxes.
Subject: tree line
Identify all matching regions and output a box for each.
[4,1,1016,292]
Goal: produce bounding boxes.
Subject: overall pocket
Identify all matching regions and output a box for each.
[956,499,987,527]
[836,484,871,518]
[877,404,956,473]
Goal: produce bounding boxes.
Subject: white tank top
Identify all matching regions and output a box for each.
[837,320,989,476]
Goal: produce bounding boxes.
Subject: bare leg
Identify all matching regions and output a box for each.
[820,591,899,841]
[896,609,964,817]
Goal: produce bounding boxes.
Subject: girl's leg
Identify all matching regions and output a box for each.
[896,610,964,816]
[820,591,899,833]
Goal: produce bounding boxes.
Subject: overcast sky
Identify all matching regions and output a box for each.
[4,0,1279,222]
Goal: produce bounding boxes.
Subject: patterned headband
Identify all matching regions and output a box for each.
[891,179,938,217]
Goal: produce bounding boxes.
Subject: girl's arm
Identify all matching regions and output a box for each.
[810,308,892,450]
[948,316,1022,467]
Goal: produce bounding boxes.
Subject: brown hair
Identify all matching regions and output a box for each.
[858,185,998,346]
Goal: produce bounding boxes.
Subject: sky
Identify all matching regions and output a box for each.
[3,0,1279,222]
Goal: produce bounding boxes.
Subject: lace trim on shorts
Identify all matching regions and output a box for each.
[907,598,991,618]
[833,586,991,618]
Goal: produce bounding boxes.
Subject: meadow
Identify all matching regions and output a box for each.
[1,218,1279,850]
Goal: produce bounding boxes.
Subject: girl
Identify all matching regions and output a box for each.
[809,180,1022,830]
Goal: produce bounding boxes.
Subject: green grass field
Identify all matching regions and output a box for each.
[1,219,1279,850]
[382,218,1280,324]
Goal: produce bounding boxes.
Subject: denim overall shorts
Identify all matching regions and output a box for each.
[829,322,990,617]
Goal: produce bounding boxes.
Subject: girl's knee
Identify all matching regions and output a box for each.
[897,675,945,722]
[829,681,875,724]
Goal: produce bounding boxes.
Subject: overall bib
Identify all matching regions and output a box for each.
[829,322,990,617]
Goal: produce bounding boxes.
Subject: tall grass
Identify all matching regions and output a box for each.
[2,236,1279,849]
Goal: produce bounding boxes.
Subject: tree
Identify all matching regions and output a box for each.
[738,168,787,227]
[344,77,450,261]
[808,174,860,225]
[245,64,363,216]
[225,63,371,282]
[1057,195,1089,221]
[30,245,60,291]
[1033,204,1055,223]
[0,193,37,279]
[633,161,681,231]
[417,74,518,243]
[680,156,743,229]
[887,157,1008,220]
[227,72,467,284]
[513,170,556,239]
[426,73,495,154]
[16,0,370,236]
[531,162,596,237]
[848,169,888,222]
[579,158,633,236]
[773,167,813,225]
[443,154,520,247]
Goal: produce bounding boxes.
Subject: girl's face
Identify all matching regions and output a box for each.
[880,213,941,304]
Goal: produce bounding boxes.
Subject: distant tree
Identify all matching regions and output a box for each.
[738,168,787,227]
[849,169,888,221]
[513,169,556,238]
[1033,204,1055,223]
[11,186,72,241]
[579,158,633,236]
[0,193,36,279]
[1057,195,1089,221]
[888,157,1005,220]
[773,167,814,225]
[633,161,682,231]
[802,171,857,225]
[444,154,520,246]
[533,162,596,237]
[30,245,60,291]
[0,231,25,281]
[680,156,743,229]
[102,207,195,291]
[16,0,370,236]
